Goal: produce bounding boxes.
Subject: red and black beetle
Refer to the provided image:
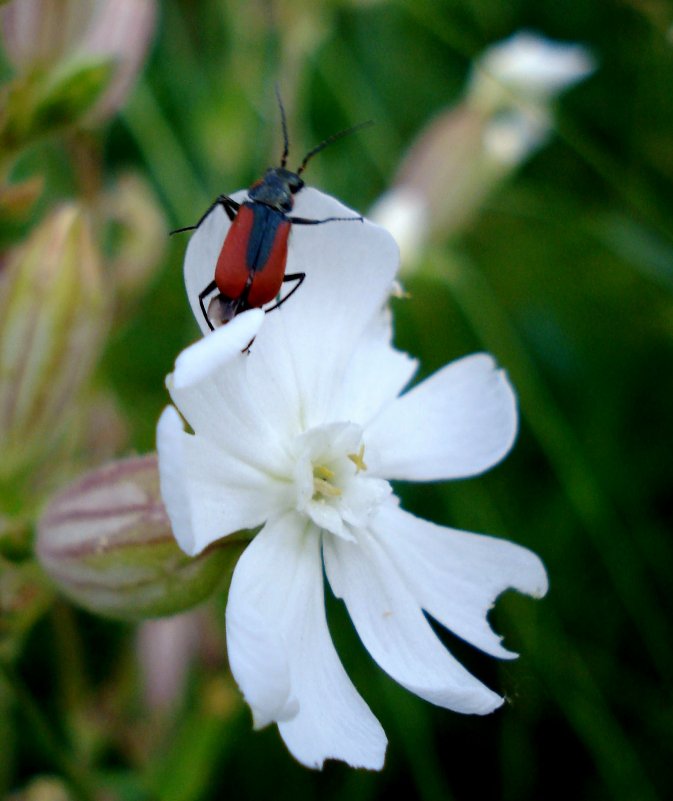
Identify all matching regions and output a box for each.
[173,91,371,331]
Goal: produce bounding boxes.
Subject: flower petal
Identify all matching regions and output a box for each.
[156,407,288,556]
[226,591,298,729]
[243,189,400,431]
[366,353,517,481]
[371,504,548,658]
[226,514,386,769]
[165,311,290,473]
[324,529,503,715]
[172,308,264,390]
[331,309,418,428]
[156,406,196,554]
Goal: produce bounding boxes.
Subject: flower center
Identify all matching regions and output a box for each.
[291,423,390,541]
[312,464,342,499]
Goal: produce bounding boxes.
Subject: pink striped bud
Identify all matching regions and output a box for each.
[37,456,245,620]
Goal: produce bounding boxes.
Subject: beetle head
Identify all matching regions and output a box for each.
[249,168,304,212]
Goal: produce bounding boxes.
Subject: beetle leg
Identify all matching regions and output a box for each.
[170,195,241,234]
[288,215,363,225]
[198,280,218,330]
[217,195,241,222]
[264,272,306,313]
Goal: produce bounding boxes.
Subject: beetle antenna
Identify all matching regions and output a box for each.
[296,119,374,176]
[275,84,290,169]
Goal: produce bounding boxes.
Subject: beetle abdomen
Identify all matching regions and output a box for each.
[214,205,255,299]
[246,218,290,307]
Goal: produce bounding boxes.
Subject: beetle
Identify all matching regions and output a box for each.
[173,91,372,331]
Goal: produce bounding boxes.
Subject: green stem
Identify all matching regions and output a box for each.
[0,660,98,801]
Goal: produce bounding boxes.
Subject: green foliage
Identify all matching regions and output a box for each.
[2,0,673,800]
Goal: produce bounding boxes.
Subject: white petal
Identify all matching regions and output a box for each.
[331,309,418,427]
[172,308,264,389]
[476,32,595,99]
[366,353,517,481]
[244,189,400,431]
[371,504,548,658]
[226,514,386,769]
[156,406,196,554]
[166,315,290,473]
[324,530,503,715]
[183,189,248,336]
[156,408,288,556]
[226,589,298,729]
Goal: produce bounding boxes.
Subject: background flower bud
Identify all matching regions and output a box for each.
[0,0,100,70]
[0,0,157,130]
[80,0,158,123]
[103,172,167,306]
[36,456,244,621]
[0,203,107,479]
[370,31,594,269]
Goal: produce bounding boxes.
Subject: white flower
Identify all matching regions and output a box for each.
[157,188,548,769]
[370,32,595,266]
[469,31,595,167]
[471,31,595,104]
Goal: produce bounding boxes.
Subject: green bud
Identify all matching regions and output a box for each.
[36,456,244,621]
[0,203,107,480]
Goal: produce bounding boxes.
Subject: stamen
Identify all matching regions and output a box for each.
[348,445,367,473]
[313,478,342,498]
[312,464,342,499]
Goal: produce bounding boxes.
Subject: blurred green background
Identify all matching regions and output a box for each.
[3,0,673,799]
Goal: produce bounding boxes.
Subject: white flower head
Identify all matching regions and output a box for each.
[472,31,595,103]
[469,31,595,168]
[158,188,548,769]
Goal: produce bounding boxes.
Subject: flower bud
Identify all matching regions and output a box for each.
[80,0,158,123]
[0,0,157,128]
[0,0,99,70]
[36,456,244,620]
[0,203,107,480]
[103,172,167,305]
[370,31,594,269]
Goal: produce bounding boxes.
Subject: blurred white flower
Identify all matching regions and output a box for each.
[470,31,595,166]
[370,31,594,266]
[157,189,547,769]
[471,31,595,104]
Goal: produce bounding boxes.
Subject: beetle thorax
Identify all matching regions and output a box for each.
[248,168,304,213]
